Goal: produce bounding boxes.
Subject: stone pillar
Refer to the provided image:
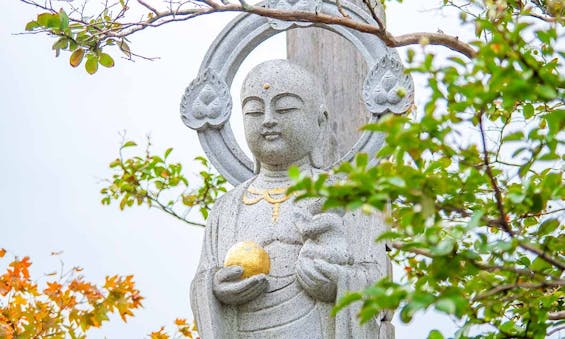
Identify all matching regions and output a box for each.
[287,27,368,164]
[287,8,395,338]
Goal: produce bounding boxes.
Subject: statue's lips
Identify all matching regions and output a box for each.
[261,131,281,141]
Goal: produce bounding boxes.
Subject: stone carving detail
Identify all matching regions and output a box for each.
[181,68,232,130]
[267,0,322,30]
[364,55,414,115]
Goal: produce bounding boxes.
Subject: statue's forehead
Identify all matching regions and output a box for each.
[242,72,316,99]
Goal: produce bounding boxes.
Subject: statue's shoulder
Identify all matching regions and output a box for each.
[213,176,254,207]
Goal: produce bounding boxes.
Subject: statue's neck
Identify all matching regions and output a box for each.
[253,158,311,189]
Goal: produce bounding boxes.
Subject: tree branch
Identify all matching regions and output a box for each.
[23,0,477,59]
[478,111,513,235]
[549,311,565,321]
[390,32,476,58]
[474,281,564,301]
[478,111,565,271]
[147,195,205,227]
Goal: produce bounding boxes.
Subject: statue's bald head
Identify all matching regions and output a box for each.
[241,59,326,114]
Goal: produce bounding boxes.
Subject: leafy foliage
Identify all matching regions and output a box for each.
[100,138,227,226]
[0,250,143,338]
[290,2,565,338]
[24,6,127,74]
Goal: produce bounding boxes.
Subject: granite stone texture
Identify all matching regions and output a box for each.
[190,60,390,338]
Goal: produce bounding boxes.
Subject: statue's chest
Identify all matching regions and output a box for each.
[235,199,303,279]
[236,199,302,244]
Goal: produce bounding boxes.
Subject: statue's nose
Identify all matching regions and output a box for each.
[262,110,277,128]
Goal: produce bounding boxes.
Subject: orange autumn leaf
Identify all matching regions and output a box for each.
[150,327,170,339]
[175,318,188,326]
[44,281,62,296]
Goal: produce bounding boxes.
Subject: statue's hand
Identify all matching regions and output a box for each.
[296,211,351,265]
[212,266,268,305]
[296,257,338,302]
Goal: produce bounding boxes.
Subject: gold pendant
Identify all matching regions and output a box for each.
[242,186,292,223]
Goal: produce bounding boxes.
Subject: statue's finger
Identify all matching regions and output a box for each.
[296,265,314,290]
[216,266,243,282]
[313,259,338,281]
[297,259,328,287]
[231,273,266,294]
[239,275,268,299]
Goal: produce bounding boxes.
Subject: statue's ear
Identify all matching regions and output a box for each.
[318,107,328,127]
[253,156,261,174]
[310,108,329,169]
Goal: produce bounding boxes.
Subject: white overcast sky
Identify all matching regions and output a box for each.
[3,1,549,338]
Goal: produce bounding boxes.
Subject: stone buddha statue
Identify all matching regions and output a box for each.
[190,59,387,338]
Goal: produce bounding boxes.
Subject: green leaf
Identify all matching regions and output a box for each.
[99,53,115,68]
[523,103,534,119]
[428,330,444,339]
[332,292,362,315]
[288,166,300,180]
[431,238,454,256]
[538,219,559,235]
[25,21,39,31]
[200,207,209,219]
[69,49,85,68]
[119,40,131,58]
[536,85,557,99]
[85,56,99,74]
[376,231,402,241]
[503,130,524,142]
[52,37,68,51]
[467,210,484,229]
[121,141,137,148]
[59,9,69,29]
[387,176,406,188]
[435,298,456,315]
[355,153,368,168]
[36,13,52,27]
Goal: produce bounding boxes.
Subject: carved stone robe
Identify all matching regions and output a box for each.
[190,179,388,338]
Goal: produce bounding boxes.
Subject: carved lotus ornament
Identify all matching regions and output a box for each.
[267,0,322,30]
[364,55,414,115]
[181,68,232,130]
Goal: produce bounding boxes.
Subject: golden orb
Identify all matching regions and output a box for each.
[223,241,270,279]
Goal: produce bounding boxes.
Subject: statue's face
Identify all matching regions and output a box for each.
[241,62,322,168]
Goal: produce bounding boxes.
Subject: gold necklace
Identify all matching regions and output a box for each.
[242,186,293,223]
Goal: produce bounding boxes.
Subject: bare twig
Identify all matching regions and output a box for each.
[335,0,350,18]
[147,195,205,227]
[361,0,384,31]
[137,0,160,15]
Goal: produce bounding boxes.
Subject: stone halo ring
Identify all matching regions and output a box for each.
[180,0,414,186]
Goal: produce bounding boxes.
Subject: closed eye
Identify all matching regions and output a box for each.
[244,111,264,116]
[276,107,298,114]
